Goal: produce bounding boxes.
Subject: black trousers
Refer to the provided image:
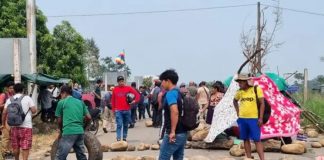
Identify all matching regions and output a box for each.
[144,103,151,118]
[138,104,145,120]
[130,106,137,125]
[152,104,162,127]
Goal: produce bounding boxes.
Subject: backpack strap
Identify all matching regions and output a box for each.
[174,89,184,117]
[18,95,25,102]
[19,95,31,116]
[254,86,260,117]
[203,87,210,101]
[9,96,15,103]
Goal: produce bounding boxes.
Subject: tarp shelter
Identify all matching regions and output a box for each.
[205,74,301,142]
[22,73,70,86]
[0,73,70,87]
[0,74,12,86]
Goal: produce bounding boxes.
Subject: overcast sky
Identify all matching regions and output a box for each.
[36,0,324,84]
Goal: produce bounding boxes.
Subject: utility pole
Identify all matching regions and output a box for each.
[303,68,308,104]
[13,39,21,83]
[27,0,36,74]
[256,1,262,73]
[27,0,37,104]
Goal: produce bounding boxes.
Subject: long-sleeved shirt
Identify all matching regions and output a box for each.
[111,85,140,111]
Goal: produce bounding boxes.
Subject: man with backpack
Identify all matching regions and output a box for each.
[93,79,103,108]
[138,86,147,120]
[129,82,140,128]
[102,86,115,133]
[2,83,37,160]
[233,73,265,160]
[55,85,91,160]
[0,81,14,158]
[197,81,210,121]
[158,69,199,160]
[151,80,161,128]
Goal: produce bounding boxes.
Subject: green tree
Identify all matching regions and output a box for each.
[100,56,131,77]
[294,73,304,81]
[84,38,100,79]
[0,0,51,71]
[142,77,153,88]
[0,0,90,86]
[316,75,324,84]
[41,21,88,85]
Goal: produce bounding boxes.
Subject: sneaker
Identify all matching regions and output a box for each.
[117,139,121,141]
[123,138,127,142]
[103,128,108,133]
[129,124,135,128]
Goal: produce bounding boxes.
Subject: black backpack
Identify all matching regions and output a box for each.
[179,93,200,131]
[254,86,271,124]
[7,95,30,126]
[151,87,160,106]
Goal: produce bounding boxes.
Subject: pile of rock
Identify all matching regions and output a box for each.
[145,120,153,127]
[101,141,161,152]
[107,155,235,160]
[187,122,234,150]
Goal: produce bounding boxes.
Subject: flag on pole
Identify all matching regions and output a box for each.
[115,50,125,65]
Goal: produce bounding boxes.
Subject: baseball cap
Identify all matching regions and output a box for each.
[117,76,125,82]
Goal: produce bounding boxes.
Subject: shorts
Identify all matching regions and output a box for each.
[237,118,260,142]
[10,127,33,150]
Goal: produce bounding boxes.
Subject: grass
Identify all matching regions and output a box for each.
[31,116,59,153]
[293,92,324,127]
[32,131,58,153]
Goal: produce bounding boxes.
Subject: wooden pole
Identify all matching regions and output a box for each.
[27,0,38,106]
[104,72,108,92]
[27,0,36,73]
[303,68,308,104]
[256,2,262,73]
[13,39,21,83]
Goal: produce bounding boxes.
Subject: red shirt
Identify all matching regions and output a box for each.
[0,92,13,109]
[111,86,140,111]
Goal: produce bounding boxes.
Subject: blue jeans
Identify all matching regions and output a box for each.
[159,132,187,160]
[115,110,131,140]
[55,134,87,160]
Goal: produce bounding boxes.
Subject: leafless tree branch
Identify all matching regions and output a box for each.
[240,0,283,74]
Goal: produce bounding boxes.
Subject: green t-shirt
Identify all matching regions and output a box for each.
[55,96,89,135]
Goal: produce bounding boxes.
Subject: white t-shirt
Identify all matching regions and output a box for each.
[5,94,36,128]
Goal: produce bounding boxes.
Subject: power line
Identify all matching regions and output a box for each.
[47,4,256,18]
[47,3,324,18]
[262,4,324,17]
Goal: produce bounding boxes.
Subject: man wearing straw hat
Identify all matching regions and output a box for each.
[233,73,265,160]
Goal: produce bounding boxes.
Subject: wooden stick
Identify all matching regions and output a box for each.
[237,49,263,74]
[280,137,286,145]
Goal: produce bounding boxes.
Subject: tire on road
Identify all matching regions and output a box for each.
[51,131,103,160]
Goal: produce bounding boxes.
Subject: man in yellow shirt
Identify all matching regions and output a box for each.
[233,73,265,160]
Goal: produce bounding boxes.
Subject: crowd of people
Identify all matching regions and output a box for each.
[0,70,266,160]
